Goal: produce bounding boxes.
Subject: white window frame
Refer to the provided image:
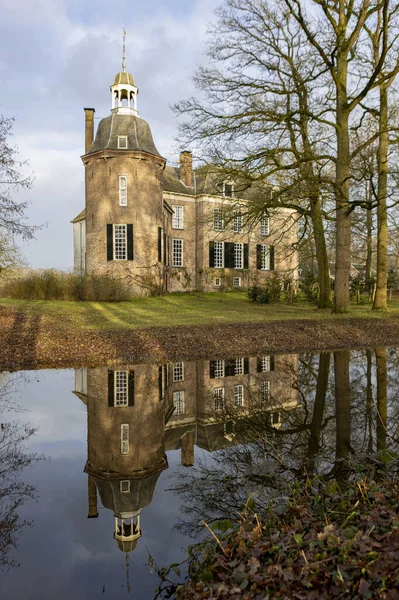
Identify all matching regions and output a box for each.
[121,424,129,455]
[261,215,270,236]
[235,358,244,375]
[119,175,127,206]
[261,380,271,405]
[172,205,184,229]
[118,136,128,149]
[173,362,184,382]
[214,387,225,411]
[114,224,128,260]
[173,390,185,415]
[223,181,234,197]
[214,208,225,232]
[233,277,241,288]
[214,277,221,287]
[214,360,225,378]
[214,241,224,268]
[233,210,243,233]
[234,243,243,269]
[120,480,130,493]
[261,355,271,372]
[260,244,270,271]
[172,239,183,267]
[114,371,129,406]
[234,384,244,407]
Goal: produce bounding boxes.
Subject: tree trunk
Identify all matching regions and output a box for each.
[311,201,332,308]
[306,352,330,474]
[373,85,389,310]
[365,181,373,292]
[375,347,387,452]
[334,77,351,313]
[334,350,351,483]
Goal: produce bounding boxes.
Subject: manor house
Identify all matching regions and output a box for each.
[72,54,298,295]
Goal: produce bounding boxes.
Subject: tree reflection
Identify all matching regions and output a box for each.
[170,349,399,537]
[333,350,351,483]
[376,348,387,453]
[0,373,42,571]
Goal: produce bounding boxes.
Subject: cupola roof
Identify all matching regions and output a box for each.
[113,71,135,87]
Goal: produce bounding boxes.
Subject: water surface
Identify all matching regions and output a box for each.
[0,348,398,599]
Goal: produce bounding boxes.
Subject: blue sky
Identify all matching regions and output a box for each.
[0,0,219,268]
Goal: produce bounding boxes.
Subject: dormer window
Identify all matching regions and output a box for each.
[120,480,130,493]
[118,136,128,149]
[223,181,234,197]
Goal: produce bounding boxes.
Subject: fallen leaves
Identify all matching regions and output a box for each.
[174,478,399,599]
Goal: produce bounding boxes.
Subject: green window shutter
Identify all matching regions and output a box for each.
[244,358,249,374]
[225,360,235,377]
[270,356,275,371]
[107,224,113,261]
[209,241,215,268]
[108,371,115,406]
[209,360,216,379]
[256,245,262,270]
[128,371,135,406]
[163,232,167,264]
[224,242,234,269]
[127,224,134,260]
[270,246,275,270]
[256,357,262,373]
[158,227,162,262]
[244,244,249,269]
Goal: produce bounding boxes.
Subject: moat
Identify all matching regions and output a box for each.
[0,347,398,599]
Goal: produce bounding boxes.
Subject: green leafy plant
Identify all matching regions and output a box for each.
[248,274,281,304]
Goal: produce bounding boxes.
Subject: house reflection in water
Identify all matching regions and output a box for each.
[73,353,298,554]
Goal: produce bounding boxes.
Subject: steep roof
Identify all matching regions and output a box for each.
[162,165,195,195]
[87,114,162,158]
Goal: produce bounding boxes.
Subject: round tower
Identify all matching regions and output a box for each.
[82,34,169,295]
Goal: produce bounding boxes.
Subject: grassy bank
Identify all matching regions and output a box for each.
[2,292,399,331]
[2,293,399,369]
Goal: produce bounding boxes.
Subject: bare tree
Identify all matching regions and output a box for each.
[0,115,37,268]
[174,0,335,307]
[283,0,399,312]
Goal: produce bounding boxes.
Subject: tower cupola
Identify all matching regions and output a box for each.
[111,30,139,116]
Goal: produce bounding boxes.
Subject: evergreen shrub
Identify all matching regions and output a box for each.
[248,274,281,304]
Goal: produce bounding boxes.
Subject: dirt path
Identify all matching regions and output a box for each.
[1,308,399,370]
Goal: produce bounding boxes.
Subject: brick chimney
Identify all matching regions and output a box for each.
[180,151,193,187]
[84,108,95,154]
[181,430,195,467]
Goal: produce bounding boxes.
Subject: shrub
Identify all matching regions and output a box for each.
[301,272,319,305]
[248,274,282,304]
[1,270,131,302]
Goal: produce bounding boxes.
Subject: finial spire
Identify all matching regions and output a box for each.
[122,28,126,72]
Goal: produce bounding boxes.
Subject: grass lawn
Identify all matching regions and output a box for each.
[2,292,399,332]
